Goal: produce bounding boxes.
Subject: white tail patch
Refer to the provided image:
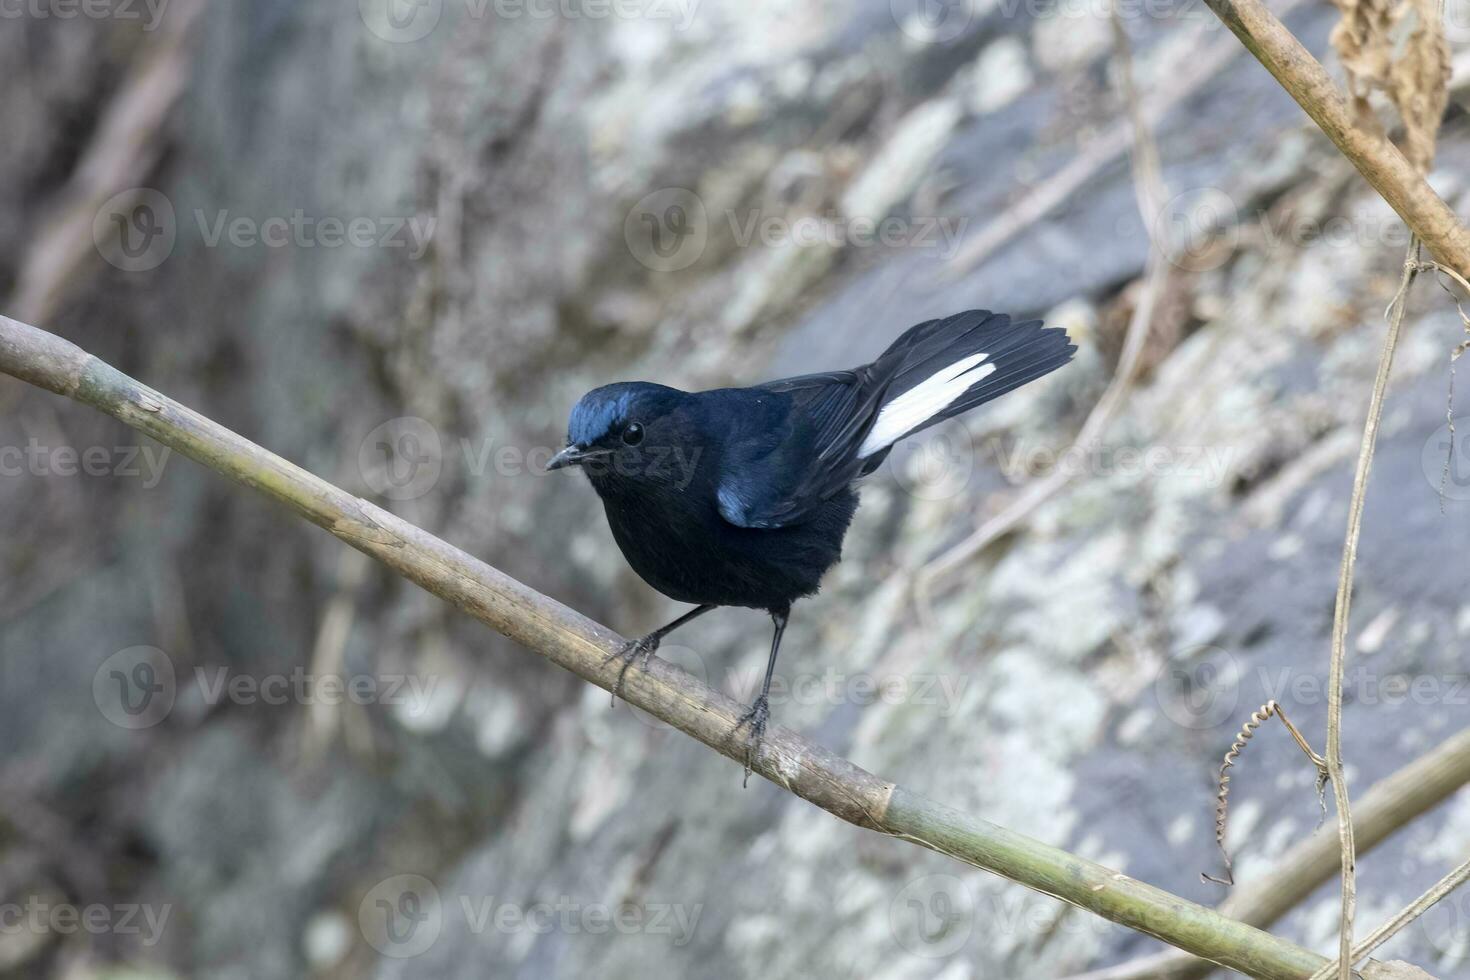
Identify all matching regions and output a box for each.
[858,352,995,457]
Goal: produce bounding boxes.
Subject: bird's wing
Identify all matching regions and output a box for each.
[716,310,1075,529]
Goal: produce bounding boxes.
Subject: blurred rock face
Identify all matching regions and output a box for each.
[2,1,1469,978]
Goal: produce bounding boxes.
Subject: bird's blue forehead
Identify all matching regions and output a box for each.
[567,388,633,446]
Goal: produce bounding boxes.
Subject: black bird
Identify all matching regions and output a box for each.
[548,310,1074,780]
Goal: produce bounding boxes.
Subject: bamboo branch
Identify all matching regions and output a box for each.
[0,313,1350,979]
[1199,0,1470,279]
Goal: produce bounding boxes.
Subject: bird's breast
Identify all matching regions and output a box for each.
[592,478,856,610]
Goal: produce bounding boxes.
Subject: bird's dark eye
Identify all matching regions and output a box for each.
[622,422,645,446]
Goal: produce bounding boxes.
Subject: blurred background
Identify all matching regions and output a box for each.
[2,0,1470,977]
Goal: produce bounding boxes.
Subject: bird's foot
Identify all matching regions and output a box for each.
[604,633,660,705]
[731,695,770,787]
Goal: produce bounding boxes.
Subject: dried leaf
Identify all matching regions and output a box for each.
[1329,0,1451,172]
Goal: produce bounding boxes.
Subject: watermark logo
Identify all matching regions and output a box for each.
[624,188,708,272]
[1154,186,1237,272]
[93,646,176,730]
[890,873,973,957]
[1153,644,1239,730]
[891,0,975,44]
[359,417,444,501]
[1422,416,1470,503]
[359,0,442,41]
[887,420,975,501]
[1152,184,1423,271]
[93,188,176,272]
[93,191,436,271]
[360,874,442,958]
[627,643,710,731]
[623,187,970,271]
[357,875,702,955]
[1419,888,1470,960]
[93,648,447,728]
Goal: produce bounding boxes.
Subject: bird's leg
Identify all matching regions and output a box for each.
[606,604,716,705]
[732,607,788,787]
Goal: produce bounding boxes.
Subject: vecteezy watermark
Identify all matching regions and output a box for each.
[1154,644,1241,730]
[357,0,699,43]
[0,440,171,487]
[93,646,177,729]
[194,209,436,259]
[1422,416,1470,503]
[726,211,969,259]
[359,417,444,501]
[890,0,976,44]
[623,188,708,272]
[886,420,975,502]
[725,666,970,717]
[1418,887,1470,960]
[988,438,1238,488]
[1152,185,1420,272]
[358,875,702,958]
[889,874,1199,956]
[92,647,444,729]
[892,0,1218,45]
[191,666,442,713]
[360,875,442,959]
[0,0,171,30]
[1154,646,1470,731]
[0,897,171,947]
[626,653,970,731]
[356,417,703,501]
[622,187,970,272]
[626,642,710,732]
[93,188,177,272]
[890,874,974,957]
[993,0,1219,23]
[881,428,1238,504]
[92,189,437,272]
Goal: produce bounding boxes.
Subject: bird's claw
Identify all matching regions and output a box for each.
[731,695,770,787]
[605,633,660,705]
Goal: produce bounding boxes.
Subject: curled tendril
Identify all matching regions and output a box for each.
[1203,700,1330,886]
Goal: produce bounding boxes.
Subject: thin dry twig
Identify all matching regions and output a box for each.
[1204,701,1330,887]
[1320,242,1420,978]
[1307,857,1470,980]
[916,7,1168,593]
[9,0,204,324]
[941,0,1311,279]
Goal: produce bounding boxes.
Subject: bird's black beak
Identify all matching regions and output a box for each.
[547,444,609,471]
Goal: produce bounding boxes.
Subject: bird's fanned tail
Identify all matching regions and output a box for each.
[857,310,1075,458]
[724,309,1075,529]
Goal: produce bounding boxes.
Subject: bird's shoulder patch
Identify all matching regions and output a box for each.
[717,482,776,529]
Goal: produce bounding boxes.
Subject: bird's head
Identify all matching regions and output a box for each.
[548,382,698,490]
